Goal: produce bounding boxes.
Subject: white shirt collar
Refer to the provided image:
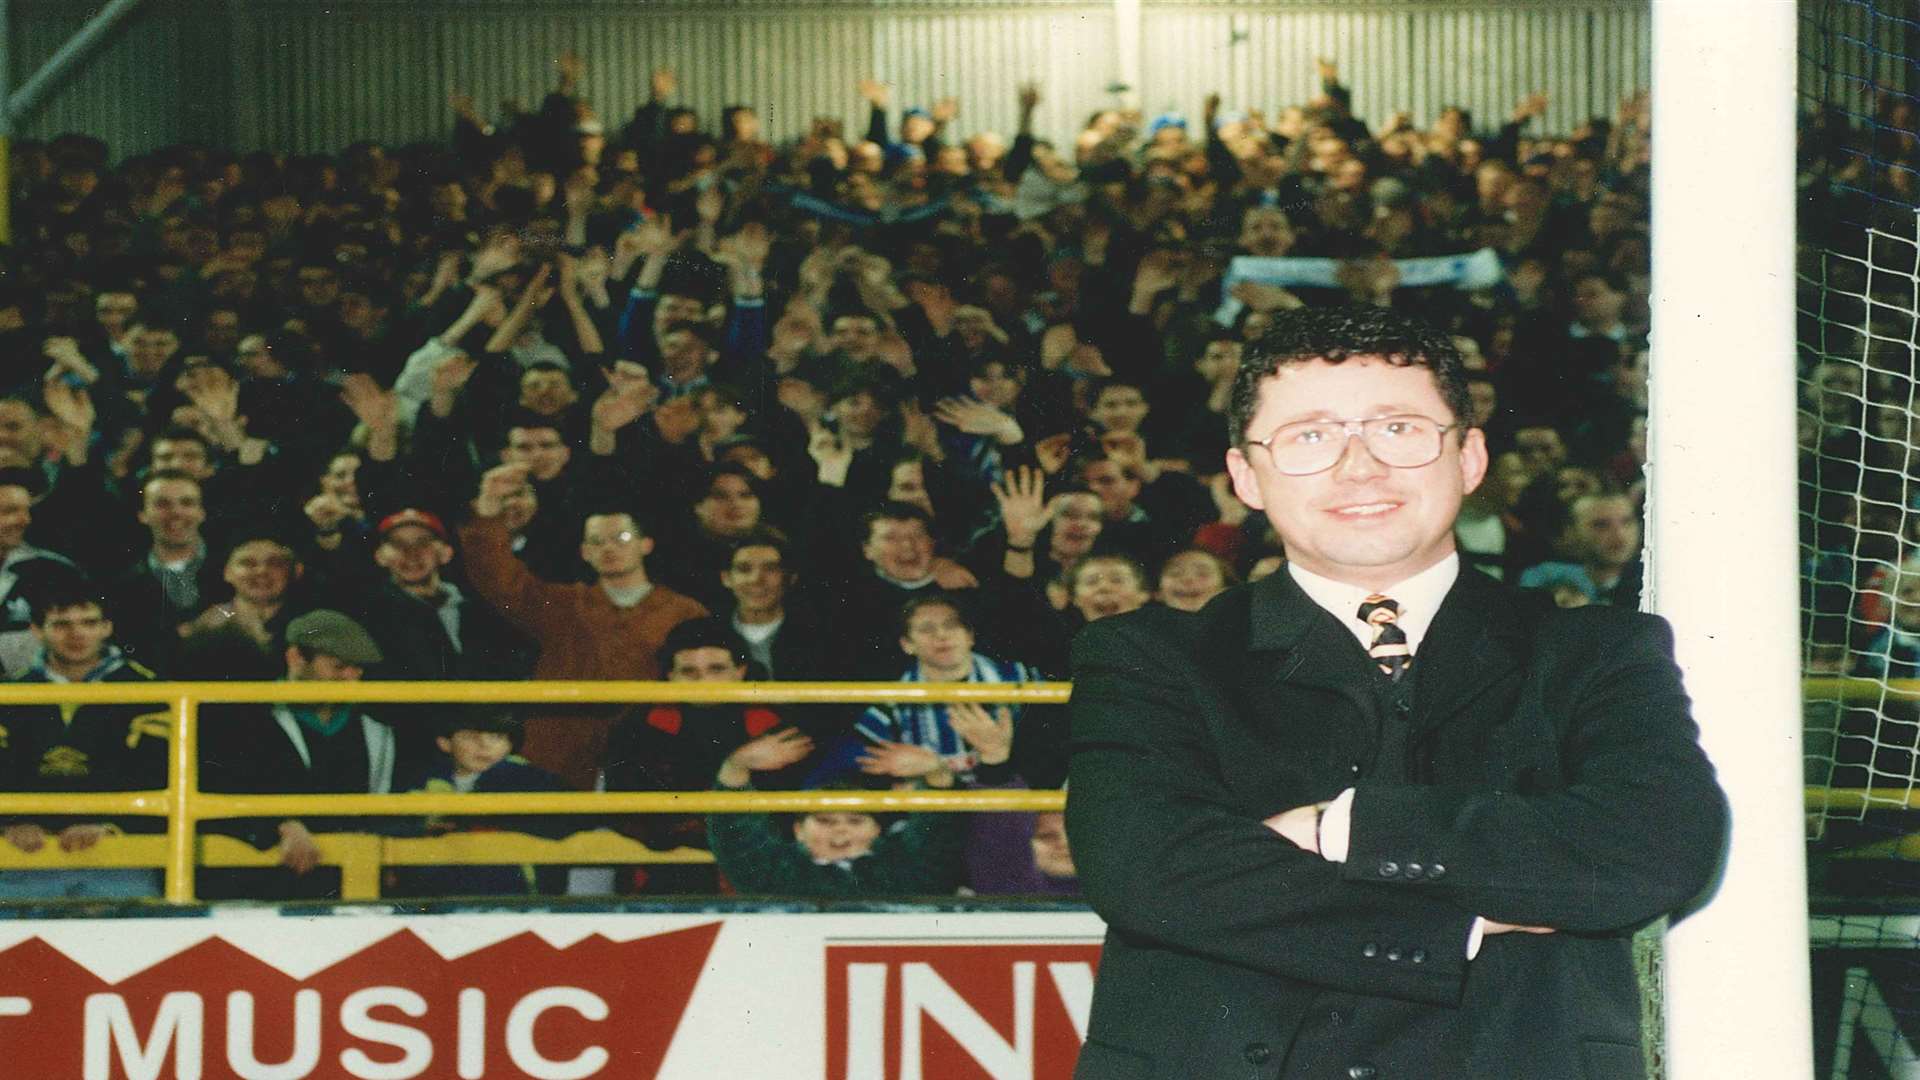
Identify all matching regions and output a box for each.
[1287,552,1459,655]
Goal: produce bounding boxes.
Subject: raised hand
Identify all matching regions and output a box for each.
[695,183,726,227]
[590,381,656,434]
[992,465,1048,549]
[1033,432,1072,476]
[857,78,890,108]
[40,373,95,436]
[42,337,99,384]
[856,740,942,779]
[475,462,534,518]
[1017,82,1041,114]
[931,97,959,124]
[947,703,1014,765]
[304,492,357,532]
[806,421,853,487]
[469,234,522,282]
[934,396,1022,445]
[730,728,815,773]
[338,373,398,434]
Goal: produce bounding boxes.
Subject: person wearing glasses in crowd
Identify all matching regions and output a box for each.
[461,461,707,792]
[1065,306,1724,1080]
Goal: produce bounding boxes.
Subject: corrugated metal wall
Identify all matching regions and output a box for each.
[8,0,1654,160]
[1799,0,1915,122]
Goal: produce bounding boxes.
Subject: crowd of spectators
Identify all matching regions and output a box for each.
[0,49,1660,900]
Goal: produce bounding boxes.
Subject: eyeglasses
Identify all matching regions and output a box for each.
[582,531,639,548]
[1245,414,1461,476]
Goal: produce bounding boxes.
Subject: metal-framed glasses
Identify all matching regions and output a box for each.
[1245,414,1461,476]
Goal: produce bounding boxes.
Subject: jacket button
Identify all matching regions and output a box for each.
[1377,860,1400,877]
[1348,1064,1378,1079]
[1411,948,1427,964]
[1243,1043,1272,1065]
[1404,862,1423,879]
[1385,947,1402,962]
[1362,942,1379,958]
[1428,863,1446,880]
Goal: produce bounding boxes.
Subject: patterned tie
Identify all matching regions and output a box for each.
[1357,595,1412,681]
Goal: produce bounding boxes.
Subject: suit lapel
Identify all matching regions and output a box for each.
[1212,571,1382,730]
[1408,568,1529,735]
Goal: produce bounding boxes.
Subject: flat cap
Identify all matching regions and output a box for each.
[285,609,383,666]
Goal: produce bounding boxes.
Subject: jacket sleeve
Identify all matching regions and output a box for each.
[1341,612,1727,933]
[456,517,562,638]
[1066,613,1478,1007]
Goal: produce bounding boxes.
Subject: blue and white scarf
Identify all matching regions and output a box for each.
[857,652,1037,779]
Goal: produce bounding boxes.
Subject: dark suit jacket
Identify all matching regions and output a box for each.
[1065,567,1725,1080]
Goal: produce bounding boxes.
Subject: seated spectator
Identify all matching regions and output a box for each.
[461,462,707,790]
[0,583,166,899]
[1518,491,1642,606]
[605,618,808,892]
[388,707,570,899]
[1156,548,1235,612]
[199,609,399,900]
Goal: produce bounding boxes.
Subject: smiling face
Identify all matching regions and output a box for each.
[794,812,881,862]
[1158,550,1229,612]
[139,477,206,549]
[224,540,299,604]
[1069,556,1151,622]
[376,524,453,590]
[1225,357,1486,591]
[723,544,789,614]
[863,516,934,581]
[900,601,974,674]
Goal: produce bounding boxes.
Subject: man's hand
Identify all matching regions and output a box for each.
[57,824,110,853]
[590,381,655,432]
[1316,56,1340,84]
[1483,920,1557,937]
[430,351,479,417]
[1262,802,1323,855]
[929,557,978,590]
[1512,91,1549,124]
[931,97,959,124]
[718,728,816,787]
[339,373,398,433]
[857,740,942,779]
[3,823,48,853]
[857,78,890,108]
[1017,81,1041,115]
[1230,280,1304,313]
[695,184,726,227]
[948,703,1013,765]
[992,465,1048,550]
[474,462,533,518]
[41,374,96,438]
[304,493,357,534]
[806,421,853,487]
[651,66,677,101]
[42,337,100,384]
[468,234,522,284]
[1033,432,1072,476]
[278,820,321,876]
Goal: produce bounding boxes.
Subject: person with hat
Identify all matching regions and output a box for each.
[329,506,536,766]
[387,706,571,899]
[198,608,402,900]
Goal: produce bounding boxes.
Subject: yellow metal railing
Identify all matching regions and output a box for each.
[0,681,1070,902]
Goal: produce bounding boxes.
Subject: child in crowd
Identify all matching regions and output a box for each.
[708,730,964,897]
[387,707,570,898]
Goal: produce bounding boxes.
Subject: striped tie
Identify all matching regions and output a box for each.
[1357,595,1412,681]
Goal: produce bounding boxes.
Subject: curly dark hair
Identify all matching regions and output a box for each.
[1226,306,1472,446]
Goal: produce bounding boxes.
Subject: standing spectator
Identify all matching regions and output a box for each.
[461,462,707,791]
[0,467,81,677]
[107,469,221,673]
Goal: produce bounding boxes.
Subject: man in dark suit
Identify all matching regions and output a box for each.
[1066,307,1725,1080]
